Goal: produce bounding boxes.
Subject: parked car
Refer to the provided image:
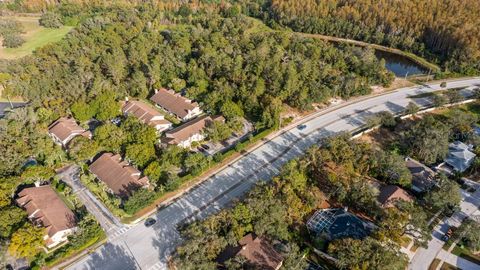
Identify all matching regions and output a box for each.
[201,144,210,150]
[144,218,156,227]
[442,227,455,241]
[297,124,307,130]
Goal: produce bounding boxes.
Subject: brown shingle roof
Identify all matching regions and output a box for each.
[149,88,199,119]
[89,153,149,198]
[163,115,224,145]
[236,234,283,270]
[163,115,211,145]
[48,117,91,144]
[16,186,76,237]
[122,100,171,127]
[377,185,413,208]
[406,157,436,192]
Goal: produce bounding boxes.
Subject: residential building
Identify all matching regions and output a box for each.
[217,233,283,270]
[149,88,202,121]
[48,117,92,147]
[162,115,225,148]
[89,153,150,198]
[445,141,476,172]
[306,208,374,241]
[405,157,437,193]
[16,185,77,248]
[122,99,172,132]
[377,185,413,208]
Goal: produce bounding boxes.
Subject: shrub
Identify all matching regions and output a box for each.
[2,34,24,48]
[0,19,23,36]
[123,189,157,215]
[39,12,63,28]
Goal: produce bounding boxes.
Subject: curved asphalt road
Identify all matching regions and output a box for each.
[66,78,480,270]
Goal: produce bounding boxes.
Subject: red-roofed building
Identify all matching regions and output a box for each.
[122,100,172,133]
[162,115,225,148]
[48,117,92,147]
[16,185,77,248]
[149,88,202,121]
[217,234,283,270]
[89,153,150,198]
[377,185,414,208]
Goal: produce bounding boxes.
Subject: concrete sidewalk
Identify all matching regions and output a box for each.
[58,165,129,238]
[437,249,480,270]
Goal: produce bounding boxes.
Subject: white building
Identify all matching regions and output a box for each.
[122,99,172,133]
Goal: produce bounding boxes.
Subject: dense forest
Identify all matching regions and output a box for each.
[3,0,479,75]
[0,4,393,177]
[244,0,480,75]
[2,6,392,127]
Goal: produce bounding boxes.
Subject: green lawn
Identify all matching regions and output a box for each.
[450,244,480,265]
[0,16,73,59]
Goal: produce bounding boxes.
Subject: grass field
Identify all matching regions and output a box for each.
[0,16,73,59]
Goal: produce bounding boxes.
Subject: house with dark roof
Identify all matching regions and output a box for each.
[48,117,92,147]
[16,185,77,248]
[149,88,202,121]
[377,185,413,208]
[405,157,437,193]
[89,153,150,198]
[217,233,283,270]
[306,208,374,241]
[162,115,225,148]
[445,141,476,173]
[122,100,172,133]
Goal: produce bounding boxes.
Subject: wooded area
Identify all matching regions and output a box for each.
[0,1,478,268]
[175,101,480,269]
[0,3,394,267]
[247,0,480,75]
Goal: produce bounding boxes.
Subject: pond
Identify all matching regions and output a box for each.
[375,50,428,77]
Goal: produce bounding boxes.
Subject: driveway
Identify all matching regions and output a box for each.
[58,165,129,238]
[409,180,480,270]
[67,78,480,270]
[0,102,26,117]
[437,249,480,270]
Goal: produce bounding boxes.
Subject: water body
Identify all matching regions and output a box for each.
[375,50,428,77]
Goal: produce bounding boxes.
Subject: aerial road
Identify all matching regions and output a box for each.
[66,77,480,270]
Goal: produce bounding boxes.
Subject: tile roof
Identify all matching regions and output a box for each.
[122,100,171,127]
[237,234,283,270]
[149,88,199,119]
[377,185,413,208]
[16,185,76,237]
[89,153,149,198]
[48,117,91,144]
